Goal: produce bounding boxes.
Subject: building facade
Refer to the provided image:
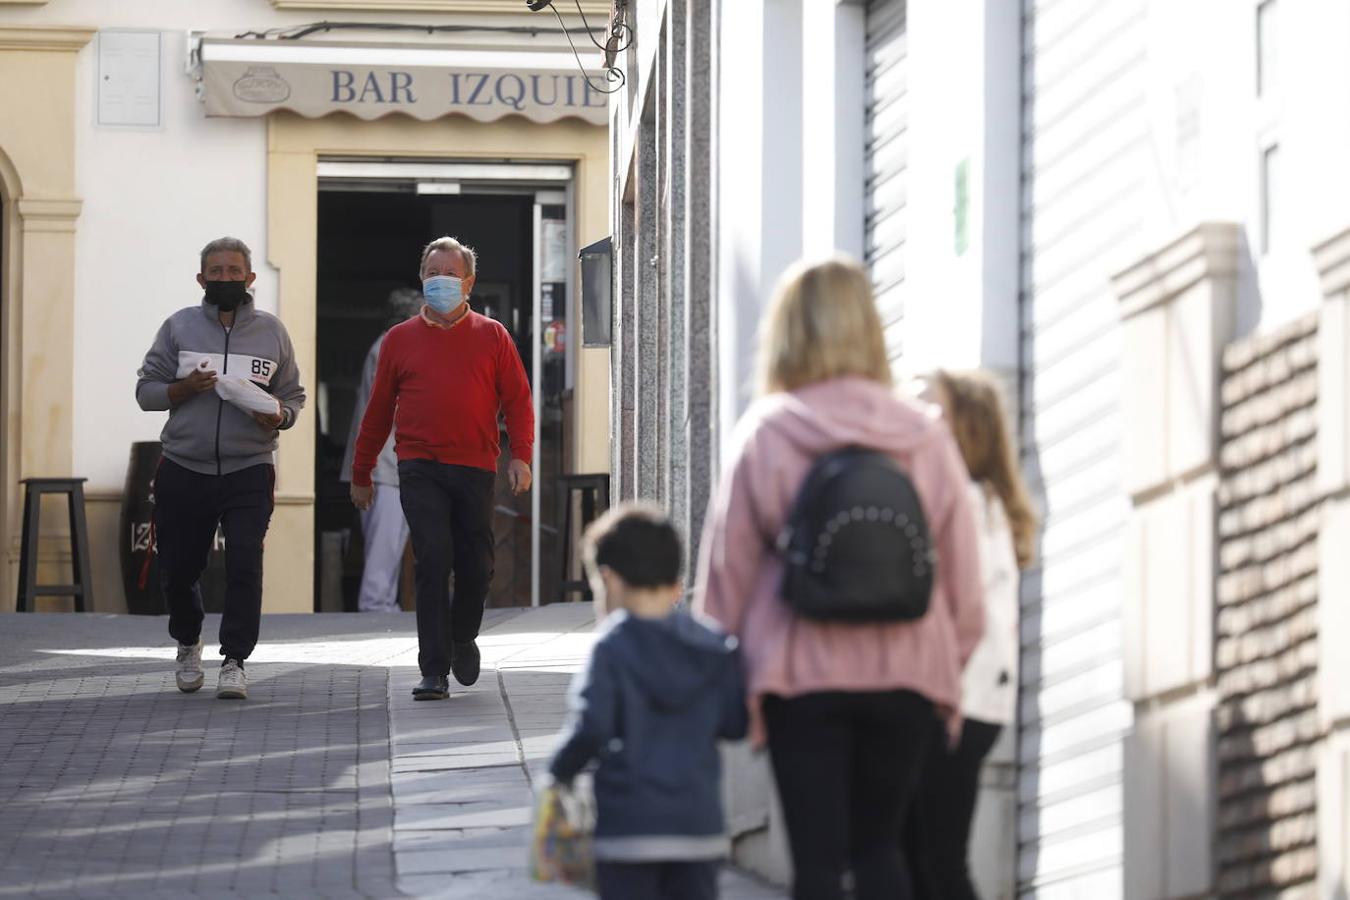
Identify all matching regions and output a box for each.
[610,0,1350,897]
[0,0,614,615]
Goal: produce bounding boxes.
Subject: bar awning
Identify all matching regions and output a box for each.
[198,38,608,125]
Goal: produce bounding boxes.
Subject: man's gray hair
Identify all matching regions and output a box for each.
[419,236,477,279]
[200,237,253,272]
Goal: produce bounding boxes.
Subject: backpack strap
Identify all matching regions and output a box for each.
[778,445,869,553]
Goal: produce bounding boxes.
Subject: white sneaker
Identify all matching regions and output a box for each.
[216,658,247,699]
[175,640,204,693]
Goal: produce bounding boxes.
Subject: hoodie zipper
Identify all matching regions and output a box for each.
[215,321,232,476]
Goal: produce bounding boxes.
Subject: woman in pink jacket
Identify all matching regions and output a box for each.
[694,257,985,900]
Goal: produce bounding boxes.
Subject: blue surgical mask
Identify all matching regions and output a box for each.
[422,275,464,314]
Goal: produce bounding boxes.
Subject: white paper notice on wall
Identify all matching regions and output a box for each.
[98,30,161,128]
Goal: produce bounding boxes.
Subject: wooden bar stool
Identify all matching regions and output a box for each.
[556,473,611,603]
[16,478,94,612]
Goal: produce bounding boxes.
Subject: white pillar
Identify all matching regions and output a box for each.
[715,0,804,457]
[1113,222,1240,899]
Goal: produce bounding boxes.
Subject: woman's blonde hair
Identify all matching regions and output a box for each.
[932,369,1038,569]
[756,256,893,395]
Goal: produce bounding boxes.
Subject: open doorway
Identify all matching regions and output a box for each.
[314,181,567,612]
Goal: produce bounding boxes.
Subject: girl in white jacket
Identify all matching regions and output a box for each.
[908,370,1037,900]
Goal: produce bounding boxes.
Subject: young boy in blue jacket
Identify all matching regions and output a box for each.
[548,503,749,900]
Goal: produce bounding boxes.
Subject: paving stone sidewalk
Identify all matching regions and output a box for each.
[0,607,784,899]
[0,611,408,898]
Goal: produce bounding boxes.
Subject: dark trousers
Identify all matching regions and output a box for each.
[596,860,719,900]
[154,459,275,661]
[764,690,936,900]
[397,459,496,677]
[907,718,1003,900]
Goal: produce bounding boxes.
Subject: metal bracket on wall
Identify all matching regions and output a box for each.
[605,0,628,69]
[185,30,205,101]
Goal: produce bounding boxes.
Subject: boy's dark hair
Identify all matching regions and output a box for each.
[582,503,682,588]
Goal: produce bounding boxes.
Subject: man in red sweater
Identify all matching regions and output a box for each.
[350,236,534,700]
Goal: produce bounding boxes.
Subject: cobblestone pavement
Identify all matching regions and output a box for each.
[0,607,784,899]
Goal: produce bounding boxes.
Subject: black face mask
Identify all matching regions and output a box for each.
[203,280,250,312]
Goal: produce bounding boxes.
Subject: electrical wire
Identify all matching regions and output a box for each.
[572,1,608,52]
[544,0,629,95]
[234,21,599,40]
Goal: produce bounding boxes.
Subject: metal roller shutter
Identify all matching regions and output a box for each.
[1016,0,1152,895]
[865,0,908,362]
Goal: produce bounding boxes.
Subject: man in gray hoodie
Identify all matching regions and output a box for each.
[135,237,305,700]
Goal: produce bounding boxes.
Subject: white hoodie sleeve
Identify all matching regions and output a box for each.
[959,484,1021,726]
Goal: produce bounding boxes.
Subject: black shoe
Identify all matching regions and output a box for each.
[451,640,481,686]
[412,675,449,700]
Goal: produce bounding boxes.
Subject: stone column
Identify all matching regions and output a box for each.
[633,94,660,500]
[683,0,716,564]
[664,0,689,542]
[614,176,637,502]
[1113,222,1239,899]
[0,25,96,609]
[1313,225,1350,899]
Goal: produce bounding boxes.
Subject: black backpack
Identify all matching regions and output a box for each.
[776,446,935,622]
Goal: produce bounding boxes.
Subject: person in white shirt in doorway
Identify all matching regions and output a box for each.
[906,369,1038,900]
[340,287,423,613]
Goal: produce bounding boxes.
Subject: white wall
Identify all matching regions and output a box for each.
[802,0,865,261]
[73,26,270,491]
[714,0,806,453]
[886,0,1020,381]
[900,0,984,378]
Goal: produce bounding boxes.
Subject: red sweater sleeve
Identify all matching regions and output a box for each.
[351,331,399,487]
[497,328,535,464]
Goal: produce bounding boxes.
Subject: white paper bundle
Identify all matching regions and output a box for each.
[214,372,281,418]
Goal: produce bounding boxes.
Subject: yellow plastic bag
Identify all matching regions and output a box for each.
[529,782,595,890]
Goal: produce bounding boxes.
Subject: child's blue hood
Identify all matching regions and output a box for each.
[605,610,740,711]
